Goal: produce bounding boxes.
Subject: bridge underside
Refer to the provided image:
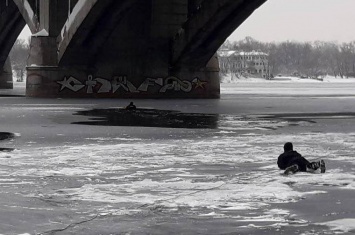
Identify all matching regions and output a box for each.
[22,0,266,98]
[0,59,13,89]
[0,0,27,89]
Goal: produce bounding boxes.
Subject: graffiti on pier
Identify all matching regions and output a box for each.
[57,76,85,92]
[57,75,207,94]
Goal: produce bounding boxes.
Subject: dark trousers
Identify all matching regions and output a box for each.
[289,157,318,172]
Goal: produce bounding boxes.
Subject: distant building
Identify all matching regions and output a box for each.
[218,50,270,78]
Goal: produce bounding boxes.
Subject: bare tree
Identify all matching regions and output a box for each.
[9,39,29,82]
[219,37,355,79]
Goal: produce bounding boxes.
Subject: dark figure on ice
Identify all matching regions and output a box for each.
[278,142,326,175]
[125,102,136,110]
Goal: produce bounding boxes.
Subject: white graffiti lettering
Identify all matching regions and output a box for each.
[137,78,163,92]
[96,77,111,93]
[86,75,97,94]
[160,76,192,93]
[112,76,138,93]
[57,75,207,94]
[192,77,208,89]
[57,76,85,92]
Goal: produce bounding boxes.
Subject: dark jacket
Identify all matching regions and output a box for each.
[125,104,136,110]
[277,150,306,170]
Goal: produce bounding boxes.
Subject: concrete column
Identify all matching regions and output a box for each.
[169,53,220,99]
[26,36,60,97]
[0,58,13,89]
[26,0,69,97]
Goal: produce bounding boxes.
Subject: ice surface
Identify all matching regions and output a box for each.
[319,218,355,233]
[221,74,355,84]
[2,129,355,228]
[1,95,355,233]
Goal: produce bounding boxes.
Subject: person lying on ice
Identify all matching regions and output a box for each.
[278,142,326,175]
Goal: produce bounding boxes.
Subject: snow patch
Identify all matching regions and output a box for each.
[220,74,355,83]
[319,218,355,233]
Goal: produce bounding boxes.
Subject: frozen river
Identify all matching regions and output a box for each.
[0,81,355,234]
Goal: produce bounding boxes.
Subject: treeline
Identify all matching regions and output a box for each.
[220,37,355,78]
[9,39,29,82]
[8,37,355,81]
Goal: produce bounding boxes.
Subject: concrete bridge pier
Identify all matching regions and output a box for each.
[26,0,220,99]
[26,0,65,97]
[168,55,220,99]
[0,59,14,89]
[26,36,60,97]
[26,43,220,98]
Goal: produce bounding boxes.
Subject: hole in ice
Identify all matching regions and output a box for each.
[0,132,16,152]
[0,132,16,141]
[72,108,219,129]
[0,147,15,152]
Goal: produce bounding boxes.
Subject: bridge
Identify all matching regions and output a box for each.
[1,0,266,98]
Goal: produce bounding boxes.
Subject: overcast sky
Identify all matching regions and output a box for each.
[19,0,355,43]
[228,0,355,43]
